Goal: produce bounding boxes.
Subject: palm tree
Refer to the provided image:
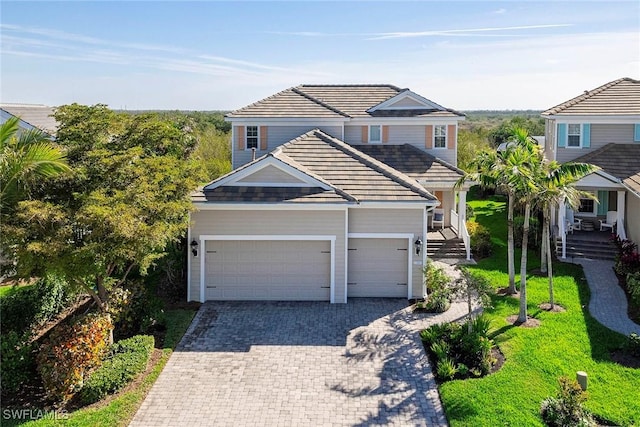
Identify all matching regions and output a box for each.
[534,161,599,309]
[0,116,70,212]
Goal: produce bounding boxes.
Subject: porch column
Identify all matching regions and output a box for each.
[458,190,467,231]
[617,191,627,239]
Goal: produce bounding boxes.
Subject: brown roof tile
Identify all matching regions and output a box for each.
[355,144,464,183]
[542,78,640,116]
[571,143,640,195]
[227,84,463,119]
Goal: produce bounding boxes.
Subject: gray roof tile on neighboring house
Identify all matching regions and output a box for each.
[227,85,463,119]
[355,144,465,183]
[572,143,640,195]
[542,78,640,116]
[0,104,57,135]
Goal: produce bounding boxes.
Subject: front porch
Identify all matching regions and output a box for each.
[555,228,617,261]
[427,226,474,262]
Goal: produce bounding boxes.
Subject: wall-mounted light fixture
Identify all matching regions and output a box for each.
[414,238,423,255]
[190,239,199,257]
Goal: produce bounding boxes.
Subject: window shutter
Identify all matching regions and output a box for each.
[597,191,608,215]
[237,126,245,150]
[382,125,389,143]
[425,125,433,149]
[634,124,640,142]
[557,124,566,148]
[361,126,368,143]
[259,126,268,150]
[447,125,456,149]
[582,124,591,148]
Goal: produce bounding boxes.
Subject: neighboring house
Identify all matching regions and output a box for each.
[541,77,640,252]
[188,84,470,303]
[0,103,57,138]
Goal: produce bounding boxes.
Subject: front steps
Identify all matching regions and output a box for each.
[555,233,617,261]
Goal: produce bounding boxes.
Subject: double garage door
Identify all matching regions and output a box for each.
[204,238,409,301]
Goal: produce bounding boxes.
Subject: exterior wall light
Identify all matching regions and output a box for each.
[190,239,199,257]
[414,238,423,255]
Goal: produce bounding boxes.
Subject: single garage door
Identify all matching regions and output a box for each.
[347,238,408,298]
[205,240,331,301]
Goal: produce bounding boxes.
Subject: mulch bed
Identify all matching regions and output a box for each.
[609,349,640,369]
[496,287,519,298]
[506,315,541,328]
[613,270,640,326]
[538,303,566,313]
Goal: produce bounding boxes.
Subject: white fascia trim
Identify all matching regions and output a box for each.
[354,202,437,209]
[349,117,461,125]
[419,181,470,189]
[227,118,349,125]
[622,182,640,199]
[549,115,640,124]
[343,208,348,304]
[205,156,331,190]
[346,233,414,299]
[193,203,350,211]
[368,91,446,112]
[198,235,337,303]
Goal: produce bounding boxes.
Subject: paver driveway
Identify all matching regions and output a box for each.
[130,299,453,427]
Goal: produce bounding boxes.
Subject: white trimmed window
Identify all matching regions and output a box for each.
[369,125,381,143]
[246,126,258,150]
[567,124,581,147]
[434,125,446,148]
[578,192,596,216]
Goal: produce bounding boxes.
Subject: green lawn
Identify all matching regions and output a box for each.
[440,193,640,426]
[23,309,196,427]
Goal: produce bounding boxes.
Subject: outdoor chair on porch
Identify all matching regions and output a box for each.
[599,211,617,232]
[432,208,444,230]
[566,209,582,234]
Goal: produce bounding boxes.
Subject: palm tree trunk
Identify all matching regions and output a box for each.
[507,192,516,294]
[540,210,548,274]
[518,202,531,324]
[546,212,555,309]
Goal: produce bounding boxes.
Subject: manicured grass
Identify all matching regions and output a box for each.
[24,309,196,427]
[0,283,32,298]
[439,193,640,426]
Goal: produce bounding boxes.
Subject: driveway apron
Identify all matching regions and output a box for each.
[130,299,453,426]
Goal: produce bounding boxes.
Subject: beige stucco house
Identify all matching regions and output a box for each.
[542,77,640,254]
[188,85,470,303]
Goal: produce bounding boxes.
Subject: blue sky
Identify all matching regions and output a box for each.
[1,1,638,111]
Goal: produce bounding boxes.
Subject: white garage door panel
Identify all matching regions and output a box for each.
[205,240,330,300]
[348,238,408,298]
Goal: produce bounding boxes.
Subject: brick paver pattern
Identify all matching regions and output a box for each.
[131,297,471,427]
[573,259,640,336]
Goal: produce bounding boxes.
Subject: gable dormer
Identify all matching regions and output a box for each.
[367,90,448,113]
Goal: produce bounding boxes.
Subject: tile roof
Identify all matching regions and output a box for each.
[197,129,438,204]
[0,104,57,135]
[542,78,640,116]
[227,85,463,119]
[355,144,465,183]
[572,143,640,195]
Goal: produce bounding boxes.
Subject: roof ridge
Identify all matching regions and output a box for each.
[310,130,435,200]
[299,84,402,91]
[226,86,298,117]
[292,87,351,118]
[542,77,632,115]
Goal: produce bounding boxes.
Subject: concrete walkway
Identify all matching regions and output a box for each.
[572,259,640,336]
[131,296,472,427]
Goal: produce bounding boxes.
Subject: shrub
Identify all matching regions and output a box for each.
[0,274,72,334]
[625,271,640,307]
[467,220,492,258]
[540,376,595,427]
[612,236,640,277]
[624,332,640,358]
[514,215,541,250]
[420,315,495,382]
[111,280,166,340]
[0,330,36,392]
[418,261,453,313]
[37,313,112,402]
[80,335,155,404]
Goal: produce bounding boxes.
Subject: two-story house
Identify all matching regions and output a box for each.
[188,85,470,303]
[542,77,640,256]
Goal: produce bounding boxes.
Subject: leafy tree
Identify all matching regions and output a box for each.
[454,267,493,332]
[457,126,492,172]
[0,116,70,212]
[487,116,544,147]
[2,104,199,341]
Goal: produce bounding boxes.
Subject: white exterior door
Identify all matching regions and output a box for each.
[347,238,409,298]
[205,240,331,301]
